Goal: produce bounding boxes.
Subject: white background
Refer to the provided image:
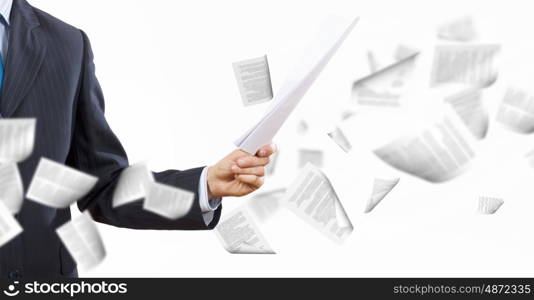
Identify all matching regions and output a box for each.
[30,0,534,277]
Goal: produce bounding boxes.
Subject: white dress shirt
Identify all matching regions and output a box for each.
[0,0,11,61]
[198,167,221,224]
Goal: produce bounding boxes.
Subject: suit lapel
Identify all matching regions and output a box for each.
[0,0,46,117]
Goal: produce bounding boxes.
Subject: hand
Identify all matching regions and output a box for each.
[207,144,277,198]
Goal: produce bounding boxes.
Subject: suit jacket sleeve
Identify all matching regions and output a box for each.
[66,30,221,230]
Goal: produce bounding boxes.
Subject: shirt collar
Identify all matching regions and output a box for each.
[0,0,13,25]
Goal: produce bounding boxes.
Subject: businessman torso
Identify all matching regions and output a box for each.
[1,0,221,278]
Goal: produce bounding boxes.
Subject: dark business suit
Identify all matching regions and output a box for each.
[0,0,222,278]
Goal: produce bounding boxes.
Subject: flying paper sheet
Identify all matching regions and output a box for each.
[445,88,488,139]
[478,196,504,214]
[327,126,352,153]
[394,45,420,62]
[112,163,155,208]
[353,52,419,107]
[143,182,195,219]
[233,55,273,106]
[496,87,534,134]
[367,51,380,73]
[282,163,353,244]
[0,118,36,163]
[0,163,24,214]
[374,108,477,183]
[247,188,286,223]
[430,44,500,87]
[298,149,324,168]
[215,207,275,254]
[366,44,419,74]
[56,211,106,270]
[437,16,477,42]
[341,110,357,121]
[234,16,359,154]
[26,158,98,208]
[297,120,309,135]
[365,178,400,213]
[0,201,23,248]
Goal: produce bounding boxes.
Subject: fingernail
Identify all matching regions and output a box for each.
[231,165,239,171]
[259,150,266,156]
[237,159,245,166]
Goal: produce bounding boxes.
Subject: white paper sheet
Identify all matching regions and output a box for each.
[233,55,273,106]
[365,44,419,74]
[0,118,36,163]
[112,163,155,208]
[247,188,286,223]
[367,50,380,73]
[445,87,488,139]
[374,108,477,183]
[143,182,195,219]
[430,44,500,87]
[234,16,359,154]
[327,127,352,153]
[298,149,324,168]
[353,52,418,107]
[56,211,106,270]
[215,207,275,254]
[0,163,24,214]
[437,16,477,42]
[496,87,534,134]
[478,196,504,214]
[282,163,353,244]
[341,110,357,121]
[0,201,23,248]
[297,120,309,135]
[365,178,400,213]
[395,44,420,61]
[26,158,99,208]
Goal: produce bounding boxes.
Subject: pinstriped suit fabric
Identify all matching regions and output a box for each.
[0,0,221,278]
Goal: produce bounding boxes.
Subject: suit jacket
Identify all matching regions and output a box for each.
[0,0,222,278]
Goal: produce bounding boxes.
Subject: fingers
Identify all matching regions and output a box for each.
[236,174,264,189]
[236,155,270,168]
[231,165,265,176]
[256,143,277,157]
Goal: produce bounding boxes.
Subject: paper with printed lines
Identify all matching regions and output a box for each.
[0,118,36,163]
[215,207,275,254]
[56,211,106,270]
[27,158,98,208]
